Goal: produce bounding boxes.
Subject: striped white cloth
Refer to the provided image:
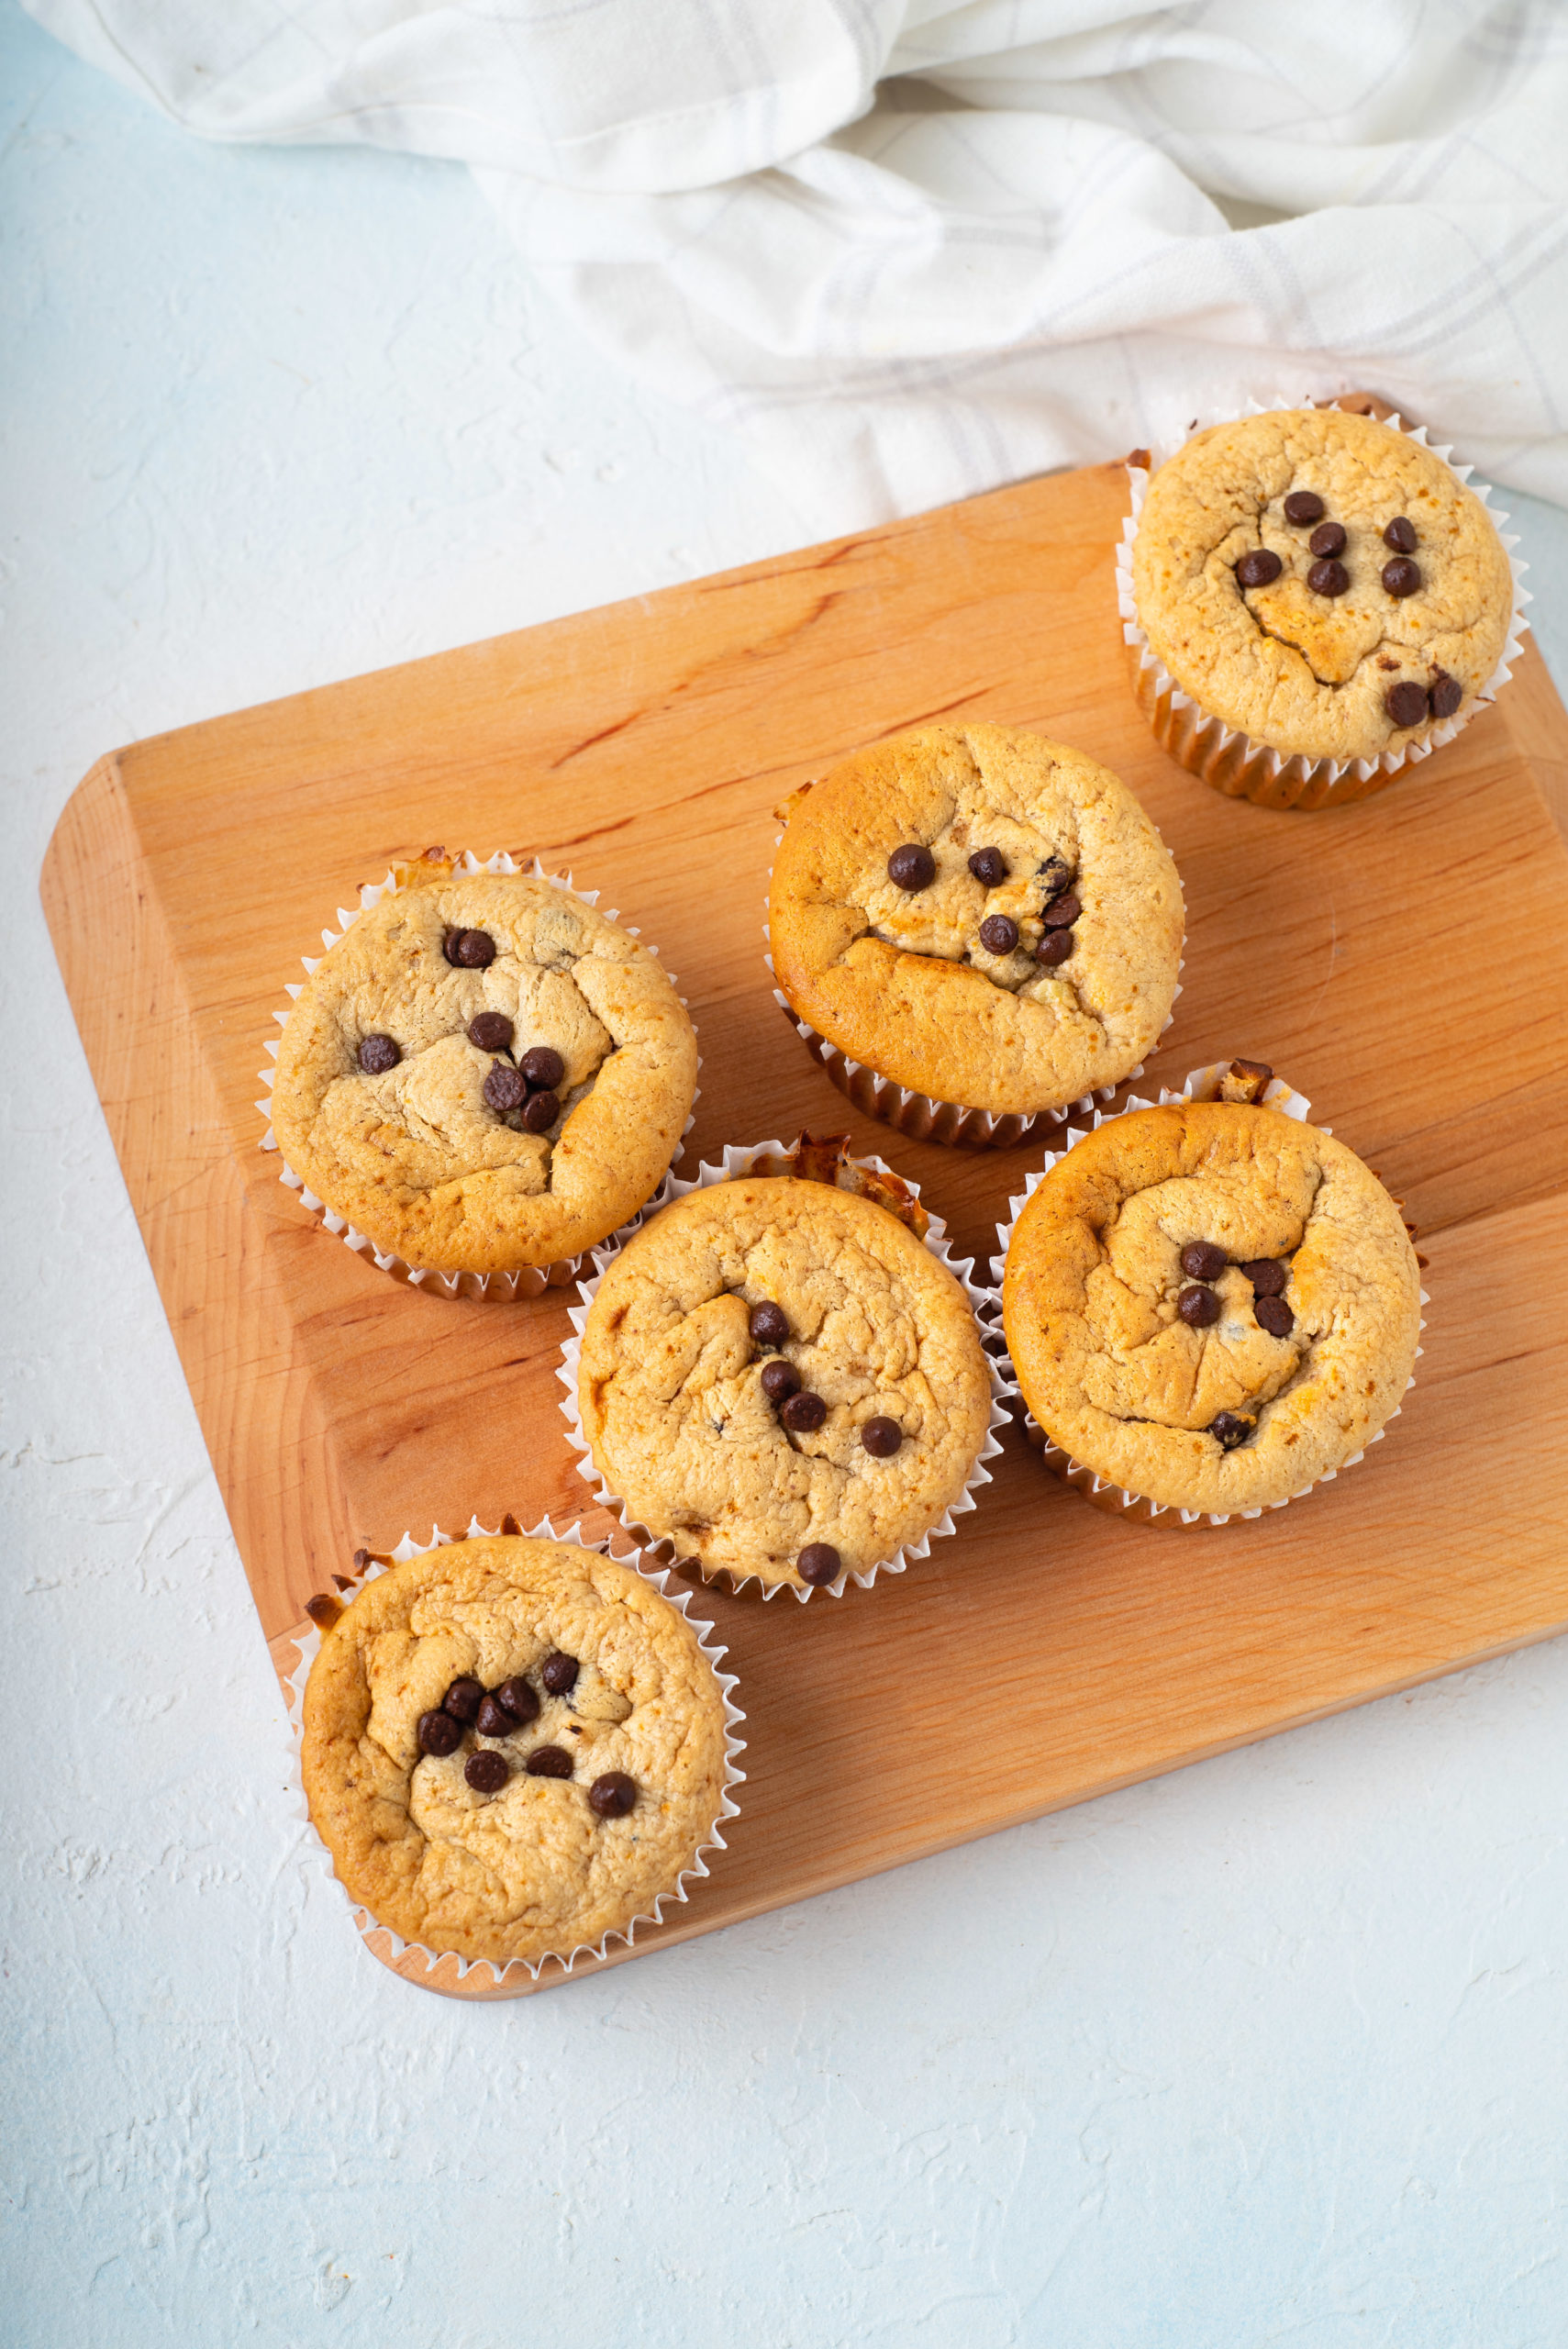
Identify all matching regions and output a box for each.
[27,0,1568,527]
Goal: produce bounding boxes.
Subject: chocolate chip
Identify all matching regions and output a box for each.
[1255,1294,1296,1337]
[1035,930,1073,967]
[1283,490,1325,525]
[475,1693,515,1739]
[1385,681,1429,729]
[1383,516,1418,551]
[1382,556,1421,598]
[750,1301,789,1348]
[1307,557,1350,598]
[1040,892,1081,930]
[483,1063,528,1112]
[495,1675,539,1725]
[862,1416,903,1457]
[1180,1241,1227,1283]
[521,1045,565,1090]
[441,1676,484,1722]
[540,1653,579,1697]
[1177,1285,1221,1328]
[979,914,1019,955]
[1240,1259,1288,1297]
[1210,1411,1251,1451]
[796,1543,840,1586]
[1308,521,1347,559]
[525,1744,573,1778]
[446,928,495,968]
[467,1011,514,1053]
[781,1390,828,1433]
[417,1709,463,1757]
[521,1089,560,1132]
[1430,671,1463,720]
[588,1771,638,1819]
[1234,548,1283,588]
[465,1750,510,1794]
[358,1033,400,1074]
[968,847,1008,887]
[887,843,936,892]
[761,1360,801,1404]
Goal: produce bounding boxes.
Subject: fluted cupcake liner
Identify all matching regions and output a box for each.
[1119,395,1531,811]
[557,1134,1010,1600]
[258,850,699,1301]
[763,852,1184,1151]
[979,1063,1429,1530]
[279,1514,746,1990]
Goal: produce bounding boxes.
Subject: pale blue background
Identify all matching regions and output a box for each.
[5,5,1568,2342]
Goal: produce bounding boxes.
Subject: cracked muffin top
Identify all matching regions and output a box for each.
[301,1535,731,1967]
[271,855,698,1274]
[577,1174,994,1592]
[1131,407,1513,766]
[768,723,1184,1119]
[1002,1101,1421,1516]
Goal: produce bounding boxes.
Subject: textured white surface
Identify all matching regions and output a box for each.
[6,6,1568,2341]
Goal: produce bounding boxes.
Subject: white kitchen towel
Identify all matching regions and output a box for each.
[26,0,1568,529]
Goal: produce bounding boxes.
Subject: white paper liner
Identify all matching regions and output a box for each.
[979,1062,1429,1530]
[557,1136,1010,1599]
[257,850,700,1301]
[763,837,1184,1150]
[1118,395,1532,811]
[280,1514,746,1988]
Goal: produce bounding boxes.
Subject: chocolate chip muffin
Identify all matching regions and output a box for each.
[574,1161,996,1593]
[1001,1099,1422,1517]
[769,723,1184,1129]
[271,853,698,1275]
[1129,406,1515,777]
[301,1533,737,1968]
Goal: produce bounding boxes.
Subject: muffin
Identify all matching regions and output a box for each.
[573,1144,998,1593]
[301,1531,738,1969]
[769,722,1184,1142]
[1000,1095,1422,1518]
[1125,404,1518,807]
[270,852,698,1279]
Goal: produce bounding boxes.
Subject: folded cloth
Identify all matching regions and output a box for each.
[27,0,1568,527]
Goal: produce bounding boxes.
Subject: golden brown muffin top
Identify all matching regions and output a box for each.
[1002,1102,1421,1515]
[1131,407,1512,765]
[301,1536,731,1967]
[769,724,1183,1119]
[272,858,697,1274]
[578,1175,993,1591]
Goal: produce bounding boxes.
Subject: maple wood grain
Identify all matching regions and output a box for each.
[42,459,1568,1998]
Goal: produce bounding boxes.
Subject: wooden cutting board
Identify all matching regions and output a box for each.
[42,455,1568,2000]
